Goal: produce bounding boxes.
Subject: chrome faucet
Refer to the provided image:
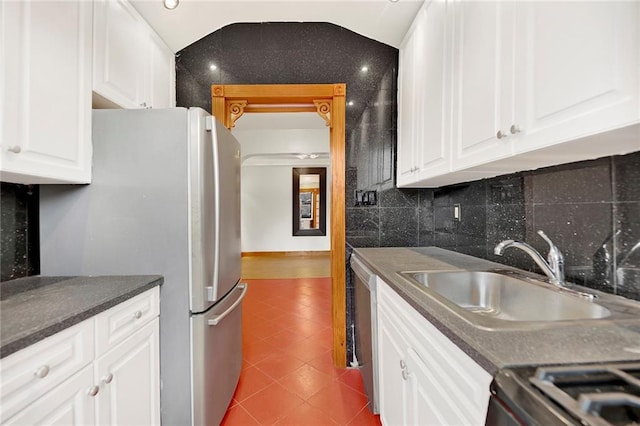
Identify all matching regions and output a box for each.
[494,230,565,286]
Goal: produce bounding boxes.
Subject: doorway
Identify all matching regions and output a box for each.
[212,83,347,367]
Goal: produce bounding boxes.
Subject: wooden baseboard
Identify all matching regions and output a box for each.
[241,251,330,257]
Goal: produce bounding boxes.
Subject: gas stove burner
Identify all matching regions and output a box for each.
[530,363,640,426]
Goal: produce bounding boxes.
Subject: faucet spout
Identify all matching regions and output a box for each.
[494,230,565,287]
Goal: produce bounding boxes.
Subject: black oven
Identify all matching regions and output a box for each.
[486,363,640,426]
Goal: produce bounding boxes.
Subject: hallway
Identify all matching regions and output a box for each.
[221,255,380,425]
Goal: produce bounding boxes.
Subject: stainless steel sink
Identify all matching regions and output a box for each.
[399,270,612,327]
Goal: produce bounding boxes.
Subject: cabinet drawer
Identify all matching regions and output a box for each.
[95,288,159,356]
[0,320,94,422]
[2,365,95,426]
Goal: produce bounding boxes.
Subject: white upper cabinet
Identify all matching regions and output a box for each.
[147,32,176,109]
[512,1,639,154]
[0,1,93,184]
[93,0,146,109]
[397,1,452,188]
[397,0,640,188]
[450,1,516,169]
[93,0,175,109]
[396,16,420,185]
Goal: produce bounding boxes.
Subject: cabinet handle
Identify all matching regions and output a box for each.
[510,124,521,134]
[133,310,142,319]
[34,365,50,378]
[140,102,147,108]
[401,369,410,381]
[399,360,407,369]
[496,130,507,139]
[7,145,21,154]
[88,385,100,397]
[103,373,114,384]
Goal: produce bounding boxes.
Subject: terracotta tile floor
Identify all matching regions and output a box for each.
[221,277,382,425]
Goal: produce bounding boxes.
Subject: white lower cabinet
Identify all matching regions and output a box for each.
[377,278,492,425]
[95,320,160,426]
[0,288,160,426]
[3,366,95,426]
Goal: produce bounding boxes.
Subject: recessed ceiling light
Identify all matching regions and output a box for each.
[348,101,354,106]
[163,0,179,9]
[361,66,369,73]
[209,64,217,71]
[389,0,399,3]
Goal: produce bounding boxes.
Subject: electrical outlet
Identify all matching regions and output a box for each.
[453,204,461,221]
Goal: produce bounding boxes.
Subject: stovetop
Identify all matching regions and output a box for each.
[491,362,640,426]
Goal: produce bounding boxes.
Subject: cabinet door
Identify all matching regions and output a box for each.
[397,25,419,186]
[0,0,92,184]
[405,347,446,426]
[95,319,160,426]
[514,1,639,153]
[3,366,96,426]
[415,0,451,181]
[451,1,515,169]
[146,33,175,109]
[377,307,408,426]
[0,321,94,422]
[93,0,146,109]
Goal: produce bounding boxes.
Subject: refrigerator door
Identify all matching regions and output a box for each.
[188,111,242,313]
[191,283,247,426]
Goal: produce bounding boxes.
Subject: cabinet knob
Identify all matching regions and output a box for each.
[399,359,406,369]
[103,373,114,384]
[510,124,521,134]
[88,385,100,397]
[34,365,50,379]
[140,102,147,108]
[7,145,21,154]
[133,310,142,319]
[401,369,410,381]
[496,130,507,139]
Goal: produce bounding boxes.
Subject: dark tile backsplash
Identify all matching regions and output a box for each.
[1,183,39,281]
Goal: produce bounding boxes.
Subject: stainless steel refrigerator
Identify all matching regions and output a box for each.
[40,107,244,426]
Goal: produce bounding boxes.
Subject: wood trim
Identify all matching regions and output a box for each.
[212,83,347,367]
[329,85,346,367]
[241,251,330,257]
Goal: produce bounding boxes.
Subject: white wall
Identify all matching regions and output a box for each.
[241,165,331,252]
[233,114,331,252]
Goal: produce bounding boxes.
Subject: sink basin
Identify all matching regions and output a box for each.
[400,271,611,324]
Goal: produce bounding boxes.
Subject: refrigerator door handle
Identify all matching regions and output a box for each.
[207,283,248,326]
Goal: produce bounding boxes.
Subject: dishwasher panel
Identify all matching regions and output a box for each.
[351,255,379,414]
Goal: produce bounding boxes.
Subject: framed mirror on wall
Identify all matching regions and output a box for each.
[293,167,326,236]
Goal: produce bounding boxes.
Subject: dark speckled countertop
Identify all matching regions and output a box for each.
[353,247,640,375]
[0,275,163,358]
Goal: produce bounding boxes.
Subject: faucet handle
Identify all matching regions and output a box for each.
[537,230,555,249]
[537,230,562,258]
[537,230,565,284]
